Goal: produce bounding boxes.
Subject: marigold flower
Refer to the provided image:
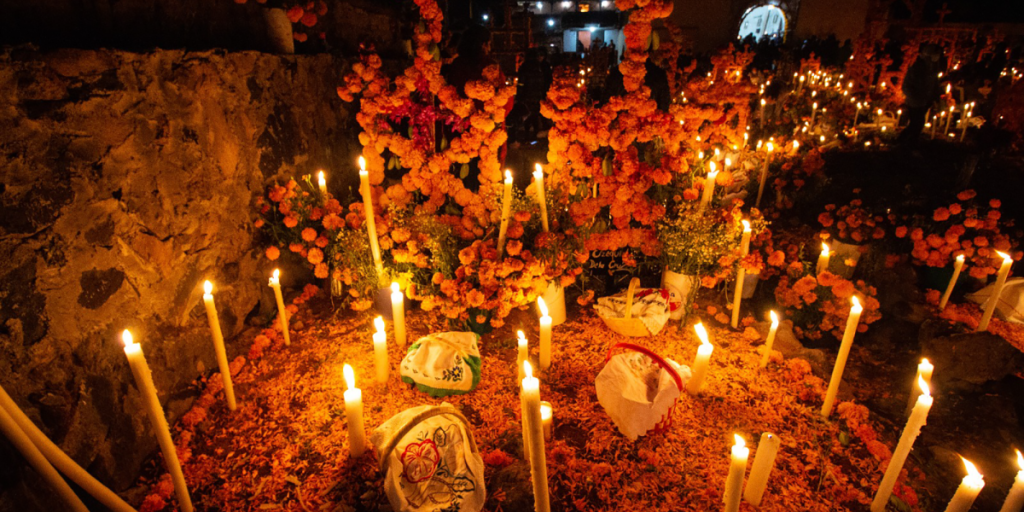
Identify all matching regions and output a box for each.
[284,215,299,228]
[265,246,281,260]
[307,247,324,265]
[933,207,950,222]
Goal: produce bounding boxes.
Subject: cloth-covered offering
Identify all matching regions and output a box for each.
[596,351,691,440]
[371,403,486,512]
[966,277,1024,324]
[401,332,482,397]
[594,287,672,335]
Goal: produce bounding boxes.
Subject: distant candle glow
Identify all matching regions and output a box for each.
[344,364,355,390]
[358,156,366,173]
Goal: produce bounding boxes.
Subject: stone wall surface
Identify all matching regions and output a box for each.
[0,47,357,509]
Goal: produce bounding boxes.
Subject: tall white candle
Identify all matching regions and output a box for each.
[978,251,1013,332]
[731,220,752,329]
[390,282,406,348]
[317,170,327,203]
[687,323,714,395]
[759,311,780,368]
[816,242,831,276]
[122,330,194,512]
[944,458,985,512]
[343,364,366,458]
[999,450,1024,512]
[521,362,550,512]
[939,254,966,310]
[538,298,553,371]
[870,376,933,512]
[905,358,934,416]
[698,162,718,213]
[358,156,383,275]
[756,142,773,208]
[945,106,955,133]
[724,434,749,512]
[533,163,549,232]
[821,296,863,417]
[744,432,781,506]
[960,111,972,142]
[373,316,388,385]
[268,269,290,346]
[517,330,529,380]
[0,404,88,512]
[202,281,236,411]
[497,170,514,257]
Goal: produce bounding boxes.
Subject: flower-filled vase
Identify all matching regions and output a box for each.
[661,267,697,320]
[742,272,759,299]
[264,8,294,54]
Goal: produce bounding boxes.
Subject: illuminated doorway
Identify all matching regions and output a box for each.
[738,5,787,42]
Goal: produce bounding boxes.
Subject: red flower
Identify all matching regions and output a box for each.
[265,246,280,260]
[300,12,318,27]
[286,6,304,22]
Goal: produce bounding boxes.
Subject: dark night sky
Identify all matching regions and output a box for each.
[922,0,1024,24]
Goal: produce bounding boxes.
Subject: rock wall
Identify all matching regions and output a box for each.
[0,48,357,509]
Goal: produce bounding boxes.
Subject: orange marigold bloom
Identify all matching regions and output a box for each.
[314,263,328,279]
[949,203,962,215]
[767,250,786,267]
[990,198,1001,208]
[307,248,324,265]
[818,212,834,227]
[289,243,304,253]
[933,207,950,221]
[957,189,976,201]
[284,215,299,228]
[301,227,317,242]
[265,246,281,260]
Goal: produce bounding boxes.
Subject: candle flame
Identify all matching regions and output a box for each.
[742,220,751,232]
[734,434,746,449]
[760,98,766,106]
[962,457,982,479]
[918,375,930,397]
[956,254,965,262]
[725,157,732,168]
[343,364,355,390]
[770,310,779,324]
[540,402,552,420]
[694,322,711,346]
[821,242,830,256]
[996,250,1011,262]
[203,280,213,294]
[374,316,385,333]
[792,141,800,150]
[121,329,135,348]
[391,282,400,293]
[273,269,280,280]
[714,148,720,157]
[504,169,513,183]
[538,297,549,317]
[318,170,325,186]
[766,142,774,152]
[709,161,717,173]
[813,102,818,108]
[851,295,861,311]
[358,156,366,172]
[534,163,543,177]
[517,330,527,345]
[1016,449,1023,470]
[524,360,533,379]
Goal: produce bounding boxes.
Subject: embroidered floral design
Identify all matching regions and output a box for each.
[400,439,441,483]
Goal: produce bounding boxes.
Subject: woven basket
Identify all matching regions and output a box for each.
[600,278,651,337]
[606,343,684,433]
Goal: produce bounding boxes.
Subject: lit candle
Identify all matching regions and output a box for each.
[540,401,553,441]
[944,458,985,512]
[961,111,972,142]
[744,432,781,506]
[268,269,290,346]
[978,251,1013,332]
[317,170,327,203]
[797,74,805,94]
[756,142,773,208]
[939,254,966,310]
[517,330,529,380]
[538,297,553,371]
[870,376,933,512]
[811,101,818,126]
[698,162,718,213]
[896,108,903,126]
[390,282,406,348]
[821,296,863,417]
[854,102,862,126]
[343,364,366,458]
[202,281,236,411]
[759,311,780,368]
[521,362,550,512]
[121,330,194,512]
[999,450,1024,512]
[497,169,514,257]
[0,405,88,511]
[724,434,749,512]
[759,98,766,128]
[731,220,752,329]
[905,358,934,416]
[358,156,383,274]
[816,242,831,276]
[687,323,714,395]
[373,316,387,384]
[533,163,549,232]
[945,106,955,133]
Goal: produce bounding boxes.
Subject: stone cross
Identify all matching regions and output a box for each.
[936,2,952,24]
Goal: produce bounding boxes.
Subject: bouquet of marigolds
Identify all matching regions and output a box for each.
[817,197,886,245]
[893,189,1022,279]
[774,268,882,341]
[656,204,753,289]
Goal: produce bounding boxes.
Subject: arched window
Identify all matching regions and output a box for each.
[738,5,787,42]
